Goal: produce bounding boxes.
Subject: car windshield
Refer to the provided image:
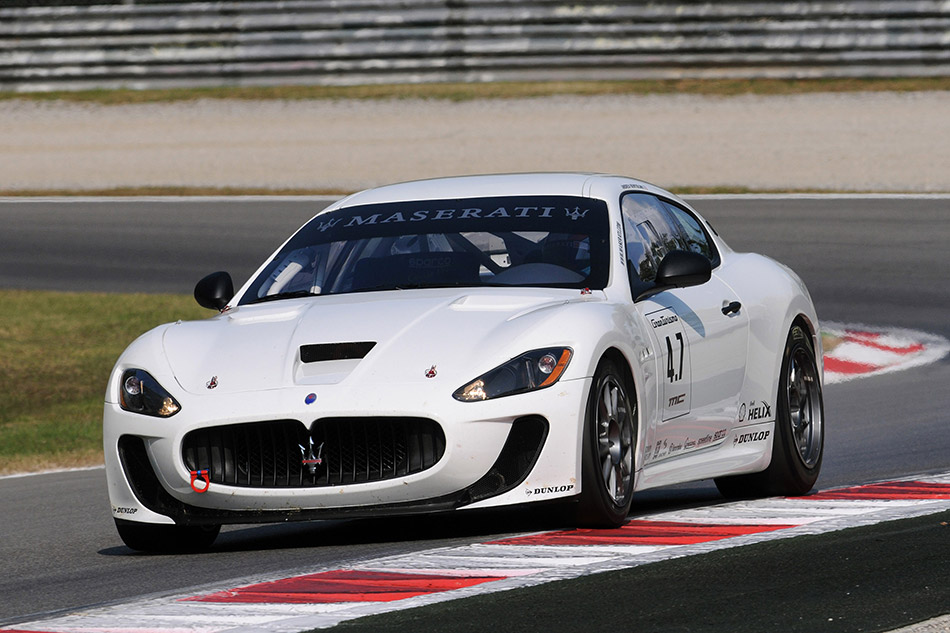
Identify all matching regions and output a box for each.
[241,195,610,304]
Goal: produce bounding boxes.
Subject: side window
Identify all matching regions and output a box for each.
[621,193,717,298]
[620,194,683,287]
[661,201,716,261]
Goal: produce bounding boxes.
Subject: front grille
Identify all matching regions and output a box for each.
[182,417,445,488]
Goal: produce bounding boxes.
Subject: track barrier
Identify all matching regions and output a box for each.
[1,1,948,92]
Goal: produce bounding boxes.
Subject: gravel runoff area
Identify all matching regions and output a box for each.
[1,90,948,192]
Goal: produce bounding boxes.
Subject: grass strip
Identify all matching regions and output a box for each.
[3,77,948,106]
[0,289,207,475]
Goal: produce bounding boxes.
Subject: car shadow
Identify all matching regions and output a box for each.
[99,482,727,556]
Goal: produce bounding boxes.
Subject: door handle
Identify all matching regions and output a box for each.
[721,300,742,316]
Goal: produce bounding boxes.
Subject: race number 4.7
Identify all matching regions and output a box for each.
[666,332,685,383]
[646,306,692,421]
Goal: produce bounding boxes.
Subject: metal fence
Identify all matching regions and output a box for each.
[2,1,948,92]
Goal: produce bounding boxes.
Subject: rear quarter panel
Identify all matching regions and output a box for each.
[715,252,822,416]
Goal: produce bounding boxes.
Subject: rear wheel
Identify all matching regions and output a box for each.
[715,323,824,498]
[115,518,220,553]
[576,359,637,527]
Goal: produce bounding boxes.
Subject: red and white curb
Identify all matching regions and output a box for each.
[6,474,950,633]
[822,321,949,384]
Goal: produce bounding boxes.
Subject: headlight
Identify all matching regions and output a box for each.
[119,369,181,417]
[453,347,573,402]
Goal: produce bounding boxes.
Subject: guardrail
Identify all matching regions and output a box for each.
[1,1,948,92]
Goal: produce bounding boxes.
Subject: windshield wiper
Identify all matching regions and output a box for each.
[245,290,319,305]
[346,281,478,293]
[394,281,480,290]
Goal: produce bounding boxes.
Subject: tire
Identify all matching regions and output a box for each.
[115,518,220,553]
[715,323,824,498]
[575,359,637,527]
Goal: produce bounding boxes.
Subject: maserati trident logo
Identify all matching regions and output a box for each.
[566,206,589,220]
[206,376,218,390]
[299,437,324,474]
[425,365,438,378]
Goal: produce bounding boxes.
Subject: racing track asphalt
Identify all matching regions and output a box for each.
[333,508,950,633]
[1,196,949,630]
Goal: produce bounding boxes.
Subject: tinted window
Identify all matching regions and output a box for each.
[661,200,715,260]
[241,196,610,304]
[620,193,717,297]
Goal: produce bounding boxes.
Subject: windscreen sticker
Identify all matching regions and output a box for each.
[310,196,609,237]
[315,202,600,234]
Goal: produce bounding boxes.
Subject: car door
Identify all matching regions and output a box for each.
[621,193,749,464]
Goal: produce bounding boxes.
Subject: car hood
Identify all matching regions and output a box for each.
[162,288,598,395]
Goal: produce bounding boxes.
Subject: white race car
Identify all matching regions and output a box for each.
[104,173,824,551]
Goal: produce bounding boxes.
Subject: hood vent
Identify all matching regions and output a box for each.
[300,341,376,363]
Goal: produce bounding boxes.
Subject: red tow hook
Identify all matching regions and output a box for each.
[190,469,210,493]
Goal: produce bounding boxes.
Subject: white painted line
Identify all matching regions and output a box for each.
[0,465,104,481]
[684,193,950,200]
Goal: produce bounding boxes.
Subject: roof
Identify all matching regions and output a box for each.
[326,173,676,211]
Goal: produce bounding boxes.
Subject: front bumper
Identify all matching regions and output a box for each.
[104,377,591,526]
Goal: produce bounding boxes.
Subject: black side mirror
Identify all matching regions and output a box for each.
[636,250,711,301]
[194,271,234,311]
[655,250,712,288]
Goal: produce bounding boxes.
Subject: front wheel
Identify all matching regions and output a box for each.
[715,323,824,498]
[575,359,637,527]
[115,518,220,553]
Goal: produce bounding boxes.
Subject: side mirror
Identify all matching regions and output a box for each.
[194,271,234,311]
[636,251,711,301]
[655,250,712,288]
